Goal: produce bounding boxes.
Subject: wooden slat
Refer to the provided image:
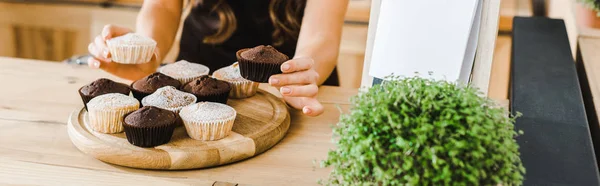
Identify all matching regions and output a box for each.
[579,37,600,132]
[471,0,502,96]
[359,0,381,87]
[345,0,371,23]
[52,29,66,61]
[0,24,15,57]
[488,35,511,100]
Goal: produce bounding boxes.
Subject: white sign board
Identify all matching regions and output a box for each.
[368,0,482,84]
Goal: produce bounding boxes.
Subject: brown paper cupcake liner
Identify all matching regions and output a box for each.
[228,80,259,99]
[129,82,152,104]
[123,114,177,148]
[236,49,283,83]
[79,87,94,111]
[191,90,230,104]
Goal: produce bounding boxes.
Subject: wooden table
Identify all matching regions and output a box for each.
[0,57,358,185]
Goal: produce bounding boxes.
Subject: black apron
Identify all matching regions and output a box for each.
[176,0,339,86]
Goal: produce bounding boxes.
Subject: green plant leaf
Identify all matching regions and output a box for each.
[321,76,525,186]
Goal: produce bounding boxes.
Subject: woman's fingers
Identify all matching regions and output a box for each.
[301,98,324,116]
[87,58,101,69]
[269,70,319,86]
[280,84,319,97]
[88,43,109,64]
[283,96,324,117]
[94,35,111,59]
[281,57,314,73]
[102,24,132,40]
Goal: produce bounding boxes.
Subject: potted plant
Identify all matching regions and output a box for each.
[322,77,525,185]
[578,0,600,28]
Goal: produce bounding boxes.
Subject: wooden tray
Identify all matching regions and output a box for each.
[67,89,290,170]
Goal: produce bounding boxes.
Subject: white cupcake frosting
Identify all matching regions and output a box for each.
[180,102,236,122]
[159,60,210,79]
[213,62,248,82]
[87,93,139,110]
[141,86,196,111]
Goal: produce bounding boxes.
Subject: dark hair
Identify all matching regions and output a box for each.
[197,0,306,46]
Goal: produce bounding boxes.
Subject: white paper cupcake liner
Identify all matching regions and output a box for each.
[228,80,259,98]
[87,105,138,134]
[107,43,156,64]
[182,115,236,141]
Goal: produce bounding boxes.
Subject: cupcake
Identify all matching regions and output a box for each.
[123,106,177,147]
[130,72,181,102]
[179,102,236,141]
[182,75,231,104]
[141,86,196,113]
[79,78,130,110]
[86,93,139,134]
[159,60,210,85]
[236,45,289,82]
[107,33,157,64]
[213,62,260,98]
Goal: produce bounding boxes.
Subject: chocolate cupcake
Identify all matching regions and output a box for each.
[236,45,289,82]
[79,78,130,110]
[123,106,177,147]
[130,72,181,102]
[182,75,231,104]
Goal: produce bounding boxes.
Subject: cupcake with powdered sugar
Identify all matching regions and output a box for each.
[86,93,139,134]
[107,33,156,64]
[141,86,196,113]
[159,60,210,85]
[213,62,259,98]
[179,102,236,141]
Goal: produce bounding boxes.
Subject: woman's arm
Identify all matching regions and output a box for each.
[87,0,182,80]
[268,0,349,116]
[295,0,349,85]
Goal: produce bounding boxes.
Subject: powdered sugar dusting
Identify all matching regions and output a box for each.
[160,60,210,78]
[180,102,236,122]
[87,93,139,110]
[213,62,248,82]
[142,86,196,109]
[108,33,156,46]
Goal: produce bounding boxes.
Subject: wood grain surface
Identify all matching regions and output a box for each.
[579,37,600,127]
[0,57,356,185]
[68,90,291,170]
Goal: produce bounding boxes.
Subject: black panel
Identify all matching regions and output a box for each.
[511,16,600,186]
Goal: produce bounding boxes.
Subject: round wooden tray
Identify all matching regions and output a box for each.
[67,89,290,170]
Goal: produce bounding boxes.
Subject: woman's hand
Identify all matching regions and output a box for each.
[87,25,159,80]
[268,57,324,116]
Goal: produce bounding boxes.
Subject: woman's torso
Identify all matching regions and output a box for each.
[177,0,338,85]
